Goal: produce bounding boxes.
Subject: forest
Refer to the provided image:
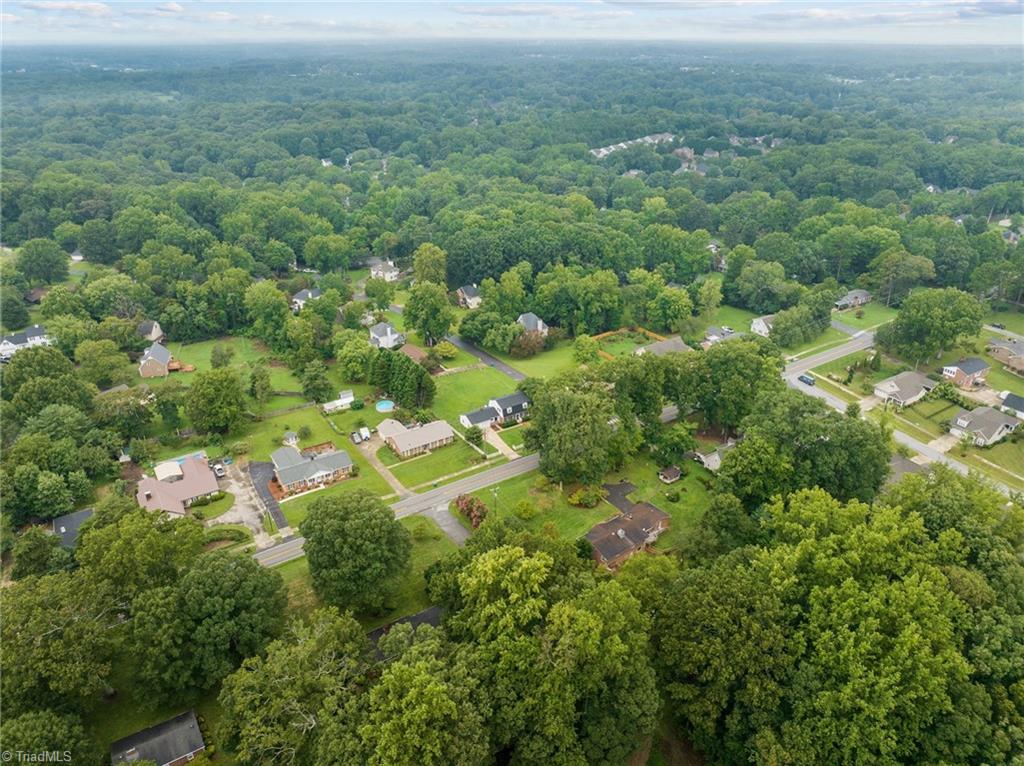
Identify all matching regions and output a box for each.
[1,42,1023,766]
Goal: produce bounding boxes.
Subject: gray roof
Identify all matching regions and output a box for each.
[293,288,322,302]
[837,288,871,302]
[2,324,47,347]
[137,319,159,336]
[51,508,93,548]
[369,321,399,338]
[1002,392,1024,412]
[948,357,989,375]
[492,391,529,411]
[875,371,936,403]
[272,446,353,487]
[462,406,497,425]
[517,312,546,332]
[142,342,171,365]
[639,337,693,356]
[459,284,480,299]
[389,420,455,454]
[952,406,1019,441]
[111,710,204,766]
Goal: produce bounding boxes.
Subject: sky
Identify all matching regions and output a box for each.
[2,0,1022,46]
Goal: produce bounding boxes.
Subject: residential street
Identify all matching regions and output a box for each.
[444,335,527,381]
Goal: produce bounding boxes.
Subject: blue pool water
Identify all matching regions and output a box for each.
[376,399,395,413]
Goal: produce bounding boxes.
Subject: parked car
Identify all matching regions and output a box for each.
[350,432,362,444]
[991,322,1006,330]
[798,374,816,386]
[213,464,226,478]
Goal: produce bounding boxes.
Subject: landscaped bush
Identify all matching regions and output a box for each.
[434,340,458,360]
[568,485,608,508]
[351,399,365,410]
[510,330,546,358]
[202,526,248,544]
[409,517,440,540]
[452,494,488,528]
[514,499,538,520]
[231,440,250,455]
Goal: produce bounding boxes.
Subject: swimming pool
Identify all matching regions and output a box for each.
[376,399,395,413]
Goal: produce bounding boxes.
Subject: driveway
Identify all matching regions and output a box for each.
[212,463,275,546]
[358,435,408,497]
[421,504,470,546]
[830,318,860,336]
[484,427,519,459]
[602,481,637,512]
[248,461,289,532]
[445,335,526,381]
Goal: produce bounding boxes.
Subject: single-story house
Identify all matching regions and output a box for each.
[139,341,172,378]
[292,287,322,312]
[873,371,937,407]
[999,391,1024,419]
[636,337,693,357]
[0,324,52,358]
[694,441,736,473]
[948,406,1020,446]
[137,319,164,343]
[370,258,400,282]
[658,466,681,484]
[459,406,499,430]
[457,284,482,309]
[111,710,205,766]
[271,445,353,494]
[835,289,872,310]
[988,338,1024,375]
[322,389,356,414]
[399,343,428,364]
[517,312,548,337]
[51,508,93,548]
[750,315,775,338]
[942,357,989,388]
[136,456,219,515]
[369,321,405,350]
[489,391,530,424]
[381,418,455,458]
[585,502,671,569]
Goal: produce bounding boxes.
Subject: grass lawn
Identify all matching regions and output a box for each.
[603,454,714,551]
[958,442,1024,491]
[492,340,577,378]
[783,326,851,358]
[598,330,649,357]
[833,303,898,330]
[431,366,519,425]
[85,662,237,765]
[280,463,396,527]
[698,304,757,335]
[813,350,909,397]
[247,408,338,461]
[389,440,490,488]
[810,375,861,404]
[986,308,1024,336]
[194,491,235,520]
[498,424,530,451]
[429,457,509,489]
[272,516,456,629]
[384,310,406,331]
[466,471,618,540]
[898,398,958,439]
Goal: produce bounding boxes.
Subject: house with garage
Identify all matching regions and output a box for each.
[321,389,356,414]
[111,710,206,766]
[942,357,989,389]
[271,445,353,495]
[369,258,401,282]
[459,406,498,430]
[291,287,322,312]
[489,391,530,424]
[835,289,872,310]
[948,406,1020,446]
[136,456,219,515]
[516,312,548,337]
[457,284,482,309]
[988,338,1024,376]
[873,371,937,407]
[998,391,1024,419]
[137,319,165,343]
[138,342,172,378]
[51,508,93,549]
[750,314,775,338]
[693,441,736,472]
[635,336,693,357]
[379,418,455,458]
[0,324,52,359]
[585,502,671,569]
[369,321,405,350]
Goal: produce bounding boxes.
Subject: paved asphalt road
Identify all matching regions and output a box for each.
[254,454,541,566]
[445,335,527,381]
[984,323,1024,343]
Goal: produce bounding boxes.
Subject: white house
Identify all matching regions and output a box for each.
[370,259,400,282]
[750,315,775,338]
[0,324,52,358]
[291,288,322,312]
[322,389,356,414]
[459,391,531,429]
[948,407,1020,446]
[873,371,936,407]
[369,322,405,350]
[999,391,1024,419]
[517,312,548,337]
[457,284,482,309]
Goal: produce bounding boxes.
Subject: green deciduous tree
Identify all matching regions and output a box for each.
[412,242,448,286]
[185,367,246,433]
[876,287,984,367]
[404,282,454,345]
[17,238,68,284]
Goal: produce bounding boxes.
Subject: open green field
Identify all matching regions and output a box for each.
[492,340,576,378]
[959,441,1024,491]
[273,515,456,629]
[389,440,490,489]
[599,331,649,357]
[813,349,909,397]
[465,471,618,539]
[432,366,519,425]
[603,454,714,551]
[698,304,757,335]
[782,326,851,358]
[248,407,337,460]
[986,308,1024,336]
[833,303,898,329]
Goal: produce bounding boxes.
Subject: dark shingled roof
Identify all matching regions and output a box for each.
[110,710,204,766]
[949,357,989,375]
[51,508,93,548]
[462,406,497,425]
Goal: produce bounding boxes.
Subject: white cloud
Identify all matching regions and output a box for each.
[1,12,22,21]
[452,3,575,15]
[19,1,111,16]
[156,2,184,13]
